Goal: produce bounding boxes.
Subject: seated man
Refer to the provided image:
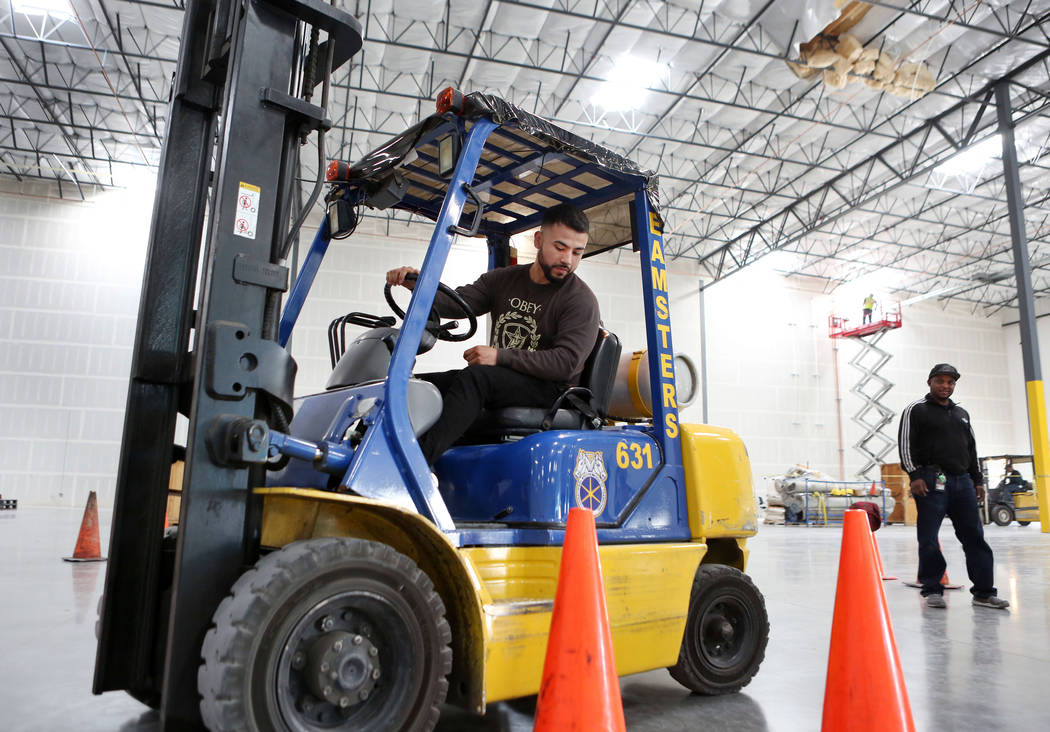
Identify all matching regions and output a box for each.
[386,203,599,465]
[1002,463,1028,492]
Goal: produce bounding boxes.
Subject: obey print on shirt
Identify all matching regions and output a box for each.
[492,297,541,350]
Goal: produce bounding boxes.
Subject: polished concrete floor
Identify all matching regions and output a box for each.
[1,506,1048,731]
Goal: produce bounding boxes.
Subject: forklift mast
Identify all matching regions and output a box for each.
[92,0,361,727]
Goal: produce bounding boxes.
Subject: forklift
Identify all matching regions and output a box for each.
[980,454,1040,526]
[94,2,768,730]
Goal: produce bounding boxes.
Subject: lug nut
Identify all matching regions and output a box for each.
[352,635,363,645]
[368,646,378,657]
[333,640,343,651]
[339,696,351,708]
[372,669,381,680]
[320,662,329,672]
[329,671,338,680]
[360,689,370,701]
[321,616,334,631]
[324,685,333,697]
[292,651,306,669]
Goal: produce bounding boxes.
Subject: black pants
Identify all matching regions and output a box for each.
[914,470,996,597]
[416,365,564,465]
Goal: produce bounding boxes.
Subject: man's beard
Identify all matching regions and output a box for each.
[538,257,570,285]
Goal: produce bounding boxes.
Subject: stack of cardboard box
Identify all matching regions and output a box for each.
[882,462,916,525]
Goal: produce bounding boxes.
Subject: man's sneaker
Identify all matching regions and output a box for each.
[973,595,1010,610]
[925,594,946,608]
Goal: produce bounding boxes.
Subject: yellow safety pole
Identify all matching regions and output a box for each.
[997,82,1050,533]
[1025,382,1050,532]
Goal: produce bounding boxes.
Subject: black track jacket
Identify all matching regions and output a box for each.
[898,394,982,485]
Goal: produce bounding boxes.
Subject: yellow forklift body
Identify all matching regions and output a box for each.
[680,424,759,540]
[1014,489,1040,518]
[255,488,702,709]
[463,543,702,702]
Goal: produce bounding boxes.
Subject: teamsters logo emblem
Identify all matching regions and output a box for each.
[573,450,608,516]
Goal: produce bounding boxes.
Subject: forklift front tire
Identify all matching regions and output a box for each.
[668,564,769,695]
[198,537,452,731]
[991,504,1014,527]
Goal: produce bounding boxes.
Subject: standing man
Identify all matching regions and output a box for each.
[898,363,1009,610]
[862,293,876,324]
[387,203,599,466]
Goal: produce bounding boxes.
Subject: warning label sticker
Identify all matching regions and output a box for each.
[234,182,260,239]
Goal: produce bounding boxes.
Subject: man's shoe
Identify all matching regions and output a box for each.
[925,594,947,608]
[973,595,1010,610]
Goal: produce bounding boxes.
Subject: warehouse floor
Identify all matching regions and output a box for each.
[2,506,1047,731]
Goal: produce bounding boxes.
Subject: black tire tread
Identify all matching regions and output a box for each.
[199,538,451,732]
[992,505,1014,526]
[668,563,769,695]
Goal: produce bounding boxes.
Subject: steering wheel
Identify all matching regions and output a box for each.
[384,272,478,342]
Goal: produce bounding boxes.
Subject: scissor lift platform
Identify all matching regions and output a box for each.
[828,312,902,339]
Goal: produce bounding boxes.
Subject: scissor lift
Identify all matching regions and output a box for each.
[830,311,903,477]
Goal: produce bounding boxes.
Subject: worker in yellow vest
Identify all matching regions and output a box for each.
[862,294,876,324]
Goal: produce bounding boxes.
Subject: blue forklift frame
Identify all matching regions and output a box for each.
[274,93,687,547]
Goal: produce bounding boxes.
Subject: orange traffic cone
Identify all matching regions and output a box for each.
[903,540,962,590]
[871,532,897,581]
[822,510,914,731]
[63,491,106,562]
[533,507,625,732]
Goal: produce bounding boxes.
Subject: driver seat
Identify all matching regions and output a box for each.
[464,329,622,441]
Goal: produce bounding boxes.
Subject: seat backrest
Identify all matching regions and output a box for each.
[579,329,621,418]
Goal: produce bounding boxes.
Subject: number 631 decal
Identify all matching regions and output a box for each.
[615,440,653,470]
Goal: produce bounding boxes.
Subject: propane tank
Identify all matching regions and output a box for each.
[608,350,698,419]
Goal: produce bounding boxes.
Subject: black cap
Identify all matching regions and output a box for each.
[928,363,961,380]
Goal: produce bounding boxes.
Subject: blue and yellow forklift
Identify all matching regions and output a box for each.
[94,3,766,728]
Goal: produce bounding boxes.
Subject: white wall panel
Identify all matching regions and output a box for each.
[2,177,1033,506]
[1002,315,1050,459]
[0,180,151,507]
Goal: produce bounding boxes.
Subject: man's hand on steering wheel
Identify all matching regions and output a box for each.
[386,266,418,289]
[383,269,478,342]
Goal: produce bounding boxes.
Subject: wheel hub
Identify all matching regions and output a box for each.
[704,613,736,651]
[304,630,381,709]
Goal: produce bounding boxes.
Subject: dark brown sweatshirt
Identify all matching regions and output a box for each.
[437,264,599,385]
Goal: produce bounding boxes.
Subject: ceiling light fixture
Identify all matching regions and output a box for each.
[12,0,74,20]
[899,286,958,306]
[934,134,1003,177]
[591,56,669,112]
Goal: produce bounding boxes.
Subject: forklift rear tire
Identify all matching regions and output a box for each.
[1018,521,1031,526]
[992,504,1014,526]
[198,537,452,732]
[668,564,768,695]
